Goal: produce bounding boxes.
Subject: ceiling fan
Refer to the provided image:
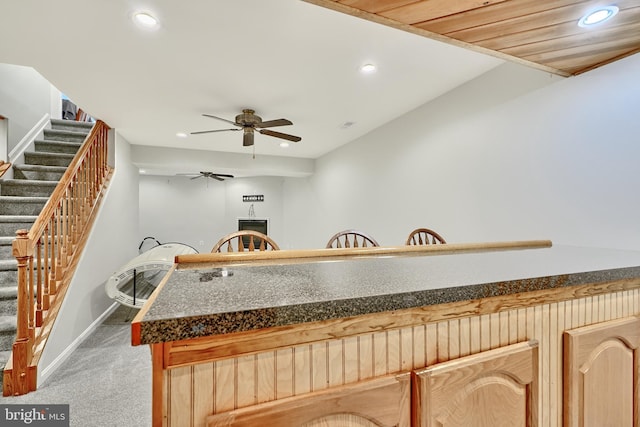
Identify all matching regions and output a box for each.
[178,171,234,181]
[191,109,301,147]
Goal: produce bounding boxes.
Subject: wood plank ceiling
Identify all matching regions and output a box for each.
[305,0,640,76]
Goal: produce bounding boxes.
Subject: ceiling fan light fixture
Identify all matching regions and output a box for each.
[176,132,188,138]
[578,6,618,27]
[192,109,301,147]
[243,127,255,147]
[279,142,290,148]
[133,11,159,29]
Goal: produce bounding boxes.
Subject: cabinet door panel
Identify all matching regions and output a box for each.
[563,316,640,427]
[206,372,410,427]
[414,340,538,427]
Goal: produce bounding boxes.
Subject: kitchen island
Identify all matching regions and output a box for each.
[132,241,640,427]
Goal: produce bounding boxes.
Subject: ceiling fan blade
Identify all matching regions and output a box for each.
[190,175,203,180]
[258,129,302,142]
[190,128,240,135]
[202,113,240,127]
[255,118,292,128]
[243,130,254,147]
[213,174,234,178]
[211,175,225,181]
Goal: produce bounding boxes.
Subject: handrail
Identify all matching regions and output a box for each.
[176,240,553,267]
[0,161,10,178]
[3,120,112,396]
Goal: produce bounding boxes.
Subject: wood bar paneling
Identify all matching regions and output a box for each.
[162,277,640,368]
[156,289,640,426]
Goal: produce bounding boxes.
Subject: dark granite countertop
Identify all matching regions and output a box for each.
[132,245,640,344]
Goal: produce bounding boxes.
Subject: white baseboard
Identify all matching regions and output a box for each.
[8,113,50,162]
[37,301,120,386]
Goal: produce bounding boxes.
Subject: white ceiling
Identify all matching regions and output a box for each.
[0,0,503,176]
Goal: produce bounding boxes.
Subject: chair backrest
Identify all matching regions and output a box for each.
[325,230,379,249]
[211,230,280,252]
[405,228,446,245]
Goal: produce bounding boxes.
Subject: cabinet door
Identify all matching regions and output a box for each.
[206,372,411,427]
[414,340,539,427]
[563,316,640,427]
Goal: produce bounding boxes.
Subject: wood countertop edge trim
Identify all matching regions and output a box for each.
[175,240,553,266]
[131,264,178,346]
[158,276,640,368]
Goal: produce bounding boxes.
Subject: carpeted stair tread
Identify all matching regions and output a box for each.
[50,118,94,132]
[43,128,89,142]
[0,196,48,215]
[0,215,37,235]
[13,164,67,173]
[0,196,49,203]
[0,287,18,316]
[24,151,74,167]
[25,151,75,160]
[0,215,38,222]
[0,260,18,273]
[0,315,16,333]
[0,286,17,300]
[1,178,58,186]
[0,316,17,352]
[35,139,82,154]
[0,350,10,367]
[0,237,13,258]
[1,179,58,197]
[11,164,68,181]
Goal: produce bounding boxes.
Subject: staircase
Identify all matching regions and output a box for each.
[0,119,93,387]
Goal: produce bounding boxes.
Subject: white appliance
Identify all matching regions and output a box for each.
[105,243,197,308]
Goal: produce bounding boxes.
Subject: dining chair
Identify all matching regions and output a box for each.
[405,228,446,245]
[211,230,280,252]
[325,229,380,248]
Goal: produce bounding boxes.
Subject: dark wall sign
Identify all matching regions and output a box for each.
[243,195,264,202]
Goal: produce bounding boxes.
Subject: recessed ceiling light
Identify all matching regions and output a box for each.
[578,6,619,27]
[176,132,188,138]
[133,12,159,29]
[139,169,146,174]
[341,121,355,129]
[279,142,290,148]
[360,63,377,74]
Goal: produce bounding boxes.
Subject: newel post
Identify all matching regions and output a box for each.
[11,229,35,395]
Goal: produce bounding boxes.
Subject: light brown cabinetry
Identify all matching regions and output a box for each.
[414,341,538,427]
[563,316,640,427]
[205,341,539,427]
[205,373,411,427]
[148,288,640,427]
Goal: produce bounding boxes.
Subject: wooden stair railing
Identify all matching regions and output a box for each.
[3,120,112,396]
[0,160,10,178]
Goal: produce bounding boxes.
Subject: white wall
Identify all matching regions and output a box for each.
[282,54,640,250]
[0,63,57,152]
[136,54,640,251]
[39,132,140,383]
[139,175,285,252]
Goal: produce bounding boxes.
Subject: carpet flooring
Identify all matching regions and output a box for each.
[0,304,152,426]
